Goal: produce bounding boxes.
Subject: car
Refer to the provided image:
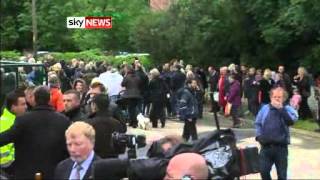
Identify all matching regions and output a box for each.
[0,60,48,108]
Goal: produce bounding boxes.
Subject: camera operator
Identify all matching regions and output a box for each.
[86,94,123,158]
[93,135,183,180]
[147,135,183,158]
[93,129,242,180]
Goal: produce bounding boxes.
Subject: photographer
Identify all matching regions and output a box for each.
[147,135,183,158]
[93,122,253,180]
[86,94,123,158]
[94,135,178,180]
[93,129,240,180]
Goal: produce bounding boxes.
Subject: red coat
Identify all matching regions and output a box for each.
[218,75,227,108]
[50,88,64,112]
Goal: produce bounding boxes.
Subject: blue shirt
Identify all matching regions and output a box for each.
[69,151,94,180]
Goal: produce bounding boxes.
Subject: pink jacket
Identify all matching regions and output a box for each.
[290,94,301,110]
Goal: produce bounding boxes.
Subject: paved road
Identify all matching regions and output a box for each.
[127,115,320,179]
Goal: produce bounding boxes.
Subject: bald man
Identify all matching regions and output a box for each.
[164,153,209,180]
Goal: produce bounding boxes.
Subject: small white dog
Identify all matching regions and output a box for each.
[137,113,151,130]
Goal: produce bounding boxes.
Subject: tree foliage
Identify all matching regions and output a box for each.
[1,0,320,72]
[131,0,320,72]
[1,0,149,52]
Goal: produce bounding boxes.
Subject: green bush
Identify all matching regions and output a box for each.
[50,49,108,62]
[114,54,154,69]
[0,51,21,60]
[45,49,154,69]
[1,49,155,69]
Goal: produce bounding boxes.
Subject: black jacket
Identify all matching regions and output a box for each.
[295,76,311,98]
[0,105,70,179]
[281,72,292,97]
[171,70,186,91]
[178,87,199,120]
[121,73,142,99]
[148,77,169,104]
[160,71,171,91]
[244,75,259,99]
[109,102,127,133]
[135,69,149,98]
[209,71,219,92]
[196,69,208,90]
[54,154,101,180]
[63,106,86,122]
[86,112,123,158]
[259,78,275,104]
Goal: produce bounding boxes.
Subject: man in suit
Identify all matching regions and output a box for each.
[55,121,100,180]
[0,86,70,179]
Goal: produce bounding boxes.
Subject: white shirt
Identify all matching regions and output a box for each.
[99,71,111,87]
[99,71,123,96]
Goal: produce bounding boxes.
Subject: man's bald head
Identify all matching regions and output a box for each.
[164,153,209,180]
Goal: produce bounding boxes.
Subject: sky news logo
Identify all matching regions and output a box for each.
[67,17,112,29]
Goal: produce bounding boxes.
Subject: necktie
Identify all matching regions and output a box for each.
[75,163,83,180]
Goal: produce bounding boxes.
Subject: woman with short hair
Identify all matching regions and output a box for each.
[293,67,312,119]
[148,68,169,128]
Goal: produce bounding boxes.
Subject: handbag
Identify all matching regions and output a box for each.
[237,146,260,176]
[224,102,232,116]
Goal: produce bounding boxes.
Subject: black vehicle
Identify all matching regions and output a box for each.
[0,60,48,108]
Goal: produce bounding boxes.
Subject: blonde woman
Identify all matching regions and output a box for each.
[186,70,195,81]
[185,64,193,73]
[293,67,312,119]
[259,68,275,105]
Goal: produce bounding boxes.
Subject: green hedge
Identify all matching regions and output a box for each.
[113,54,153,68]
[49,49,108,62]
[1,49,154,68]
[0,51,21,60]
[50,50,153,68]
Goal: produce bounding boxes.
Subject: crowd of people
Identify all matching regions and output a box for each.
[0,55,320,179]
[18,56,320,129]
